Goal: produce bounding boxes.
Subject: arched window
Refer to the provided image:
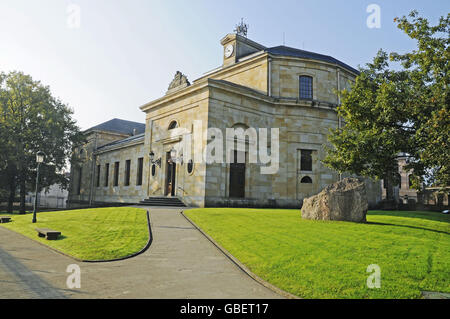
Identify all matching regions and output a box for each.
[299,76,313,100]
[231,123,250,143]
[301,176,312,184]
[232,123,249,130]
[168,121,178,130]
[151,164,156,177]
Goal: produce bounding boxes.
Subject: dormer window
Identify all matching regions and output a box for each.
[299,76,313,100]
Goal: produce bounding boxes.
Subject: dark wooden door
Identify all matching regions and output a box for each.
[229,151,245,198]
[165,152,176,196]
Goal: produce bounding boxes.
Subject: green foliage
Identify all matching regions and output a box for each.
[324,51,410,183]
[0,71,84,210]
[186,208,450,299]
[324,11,449,189]
[391,11,450,187]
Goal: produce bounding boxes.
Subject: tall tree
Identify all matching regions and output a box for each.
[0,71,84,213]
[0,72,18,212]
[391,11,449,187]
[324,11,449,197]
[323,51,412,200]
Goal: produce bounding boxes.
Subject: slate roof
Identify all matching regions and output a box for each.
[85,118,145,136]
[96,133,145,151]
[265,46,359,74]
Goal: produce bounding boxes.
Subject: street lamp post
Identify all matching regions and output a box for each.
[32,151,45,223]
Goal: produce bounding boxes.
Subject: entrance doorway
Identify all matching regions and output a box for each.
[229,151,245,198]
[165,151,176,196]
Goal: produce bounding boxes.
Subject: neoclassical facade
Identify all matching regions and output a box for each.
[69,32,382,208]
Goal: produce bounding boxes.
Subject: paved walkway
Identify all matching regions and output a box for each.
[0,208,281,299]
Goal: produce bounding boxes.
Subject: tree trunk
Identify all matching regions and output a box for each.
[385,177,394,201]
[7,178,15,214]
[383,169,397,202]
[6,163,17,214]
[19,168,26,214]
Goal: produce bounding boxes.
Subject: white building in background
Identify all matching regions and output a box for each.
[26,183,69,209]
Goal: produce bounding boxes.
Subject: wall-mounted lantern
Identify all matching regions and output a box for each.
[149,151,161,168]
[169,148,183,165]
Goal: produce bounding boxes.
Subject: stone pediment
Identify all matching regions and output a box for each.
[166,71,190,95]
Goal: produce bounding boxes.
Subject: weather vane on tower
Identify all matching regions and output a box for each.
[234,18,249,37]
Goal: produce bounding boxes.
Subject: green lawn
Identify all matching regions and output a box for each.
[185,208,450,299]
[0,207,149,261]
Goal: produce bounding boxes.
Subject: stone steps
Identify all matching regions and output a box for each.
[138,197,186,207]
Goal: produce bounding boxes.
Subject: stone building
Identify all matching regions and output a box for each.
[69,32,382,208]
[381,153,418,204]
[380,154,449,210]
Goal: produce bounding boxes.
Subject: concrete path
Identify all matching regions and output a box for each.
[0,208,281,299]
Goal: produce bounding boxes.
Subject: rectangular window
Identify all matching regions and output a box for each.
[136,157,143,186]
[300,150,313,171]
[104,163,109,187]
[77,167,82,195]
[229,151,245,198]
[114,161,120,187]
[96,165,101,187]
[299,76,313,100]
[124,160,131,186]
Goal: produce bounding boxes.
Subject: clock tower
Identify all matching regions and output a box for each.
[220,21,266,67]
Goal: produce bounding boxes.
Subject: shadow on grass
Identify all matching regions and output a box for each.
[368,210,450,223]
[0,212,33,216]
[0,208,73,215]
[36,234,67,241]
[367,221,450,235]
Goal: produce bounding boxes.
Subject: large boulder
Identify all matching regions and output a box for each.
[301,178,368,223]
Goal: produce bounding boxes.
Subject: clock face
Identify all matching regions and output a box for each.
[224,44,234,58]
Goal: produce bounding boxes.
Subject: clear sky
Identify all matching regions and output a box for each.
[0,0,448,130]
